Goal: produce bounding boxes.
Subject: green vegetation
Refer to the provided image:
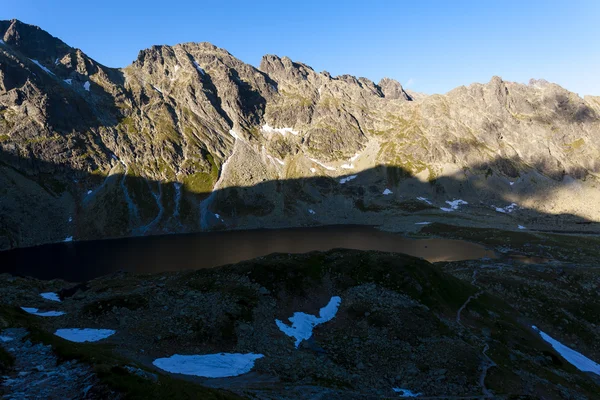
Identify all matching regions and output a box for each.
[24,134,61,144]
[565,138,585,151]
[0,306,242,400]
[183,153,219,194]
[117,117,139,135]
[281,89,313,107]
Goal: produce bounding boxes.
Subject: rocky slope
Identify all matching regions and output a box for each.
[1,248,599,399]
[1,19,600,249]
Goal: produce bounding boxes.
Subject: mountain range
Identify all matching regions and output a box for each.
[1,19,600,249]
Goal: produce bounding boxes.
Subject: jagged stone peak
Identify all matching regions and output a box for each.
[133,42,235,65]
[259,54,316,82]
[0,19,72,62]
[378,77,411,101]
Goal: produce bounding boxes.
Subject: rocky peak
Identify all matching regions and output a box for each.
[259,54,315,82]
[0,19,71,64]
[378,77,411,101]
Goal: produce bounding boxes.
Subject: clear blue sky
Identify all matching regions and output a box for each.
[2,1,599,95]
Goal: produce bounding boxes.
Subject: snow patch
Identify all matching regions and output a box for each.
[40,292,61,302]
[153,353,264,378]
[0,40,5,45]
[416,197,432,205]
[229,129,241,140]
[382,189,393,195]
[308,209,316,215]
[54,58,60,65]
[518,225,527,230]
[532,326,600,375]
[63,79,72,85]
[83,81,90,91]
[29,59,55,76]
[415,222,431,225]
[68,217,73,223]
[193,60,206,75]
[310,168,316,173]
[63,237,73,242]
[266,154,285,166]
[0,335,13,342]
[493,203,518,213]
[339,175,357,184]
[21,307,66,317]
[276,296,341,348]
[262,124,299,136]
[509,181,515,186]
[349,153,360,162]
[308,158,336,171]
[341,164,354,169]
[55,328,115,343]
[393,387,422,397]
[86,190,92,195]
[440,199,468,212]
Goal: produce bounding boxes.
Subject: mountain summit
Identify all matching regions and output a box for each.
[1,19,599,249]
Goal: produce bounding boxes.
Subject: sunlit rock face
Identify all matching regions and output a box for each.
[1,18,600,249]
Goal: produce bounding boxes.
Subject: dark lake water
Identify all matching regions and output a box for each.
[0,225,495,282]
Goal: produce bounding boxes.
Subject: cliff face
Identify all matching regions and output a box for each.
[1,19,600,249]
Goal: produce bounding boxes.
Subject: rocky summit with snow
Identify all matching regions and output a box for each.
[1,19,600,249]
[1,19,600,400]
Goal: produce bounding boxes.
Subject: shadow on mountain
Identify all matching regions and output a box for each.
[0,145,598,252]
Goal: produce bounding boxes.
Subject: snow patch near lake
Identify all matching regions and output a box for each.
[416,197,432,205]
[383,189,393,195]
[393,387,422,397]
[0,40,5,45]
[55,328,115,343]
[262,124,299,136]
[341,164,354,169]
[21,307,65,317]
[308,158,336,171]
[153,353,264,378]
[440,199,468,212]
[308,209,316,215]
[29,59,55,76]
[518,225,527,230]
[0,335,14,342]
[276,296,341,348]
[63,237,73,242]
[339,175,357,184]
[40,292,61,302]
[310,168,316,173]
[493,203,518,213]
[83,81,90,91]
[63,79,72,85]
[415,222,431,225]
[532,325,600,375]
[349,153,360,162]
